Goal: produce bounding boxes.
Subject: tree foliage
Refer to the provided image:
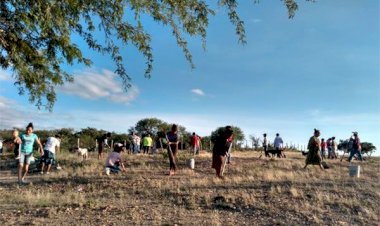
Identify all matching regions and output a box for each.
[361,142,376,156]
[249,135,261,149]
[211,125,245,145]
[1,0,304,110]
[134,118,168,136]
[338,139,377,157]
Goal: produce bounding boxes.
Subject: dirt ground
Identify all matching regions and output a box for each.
[0,150,379,225]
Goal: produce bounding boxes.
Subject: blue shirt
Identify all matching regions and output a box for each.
[20,133,38,154]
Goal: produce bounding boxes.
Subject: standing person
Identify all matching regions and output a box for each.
[262,133,269,157]
[40,134,61,174]
[105,143,126,175]
[18,122,43,184]
[273,133,284,157]
[304,129,324,170]
[166,124,179,176]
[131,132,141,154]
[327,138,333,159]
[0,137,3,155]
[320,138,327,160]
[13,129,21,159]
[211,126,233,178]
[190,132,201,155]
[142,134,153,154]
[331,137,338,159]
[97,132,111,159]
[348,132,363,162]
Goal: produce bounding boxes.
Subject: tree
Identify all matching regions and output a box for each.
[134,118,167,136]
[249,135,261,150]
[338,139,377,157]
[211,125,245,148]
[1,0,303,110]
[361,142,376,157]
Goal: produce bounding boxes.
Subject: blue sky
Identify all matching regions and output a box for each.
[0,1,379,154]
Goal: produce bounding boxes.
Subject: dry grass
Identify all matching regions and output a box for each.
[0,150,379,225]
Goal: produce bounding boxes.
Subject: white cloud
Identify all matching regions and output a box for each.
[191,88,205,96]
[59,69,139,104]
[0,70,12,81]
[248,18,262,24]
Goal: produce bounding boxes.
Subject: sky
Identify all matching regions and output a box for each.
[0,1,379,154]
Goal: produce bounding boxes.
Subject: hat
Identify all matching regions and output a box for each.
[314,128,320,133]
[352,131,358,135]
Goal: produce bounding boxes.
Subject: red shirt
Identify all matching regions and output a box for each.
[191,135,200,147]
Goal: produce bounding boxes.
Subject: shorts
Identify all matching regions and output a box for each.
[19,152,33,165]
[40,150,55,165]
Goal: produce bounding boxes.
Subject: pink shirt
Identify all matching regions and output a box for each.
[105,152,121,167]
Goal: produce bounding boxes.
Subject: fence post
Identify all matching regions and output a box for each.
[77,138,80,148]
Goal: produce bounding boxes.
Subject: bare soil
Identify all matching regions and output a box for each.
[0,150,379,225]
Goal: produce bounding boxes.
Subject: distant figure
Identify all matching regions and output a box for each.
[262,133,269,157]
[105,143,126,175]
[331,137,338,159]
[0,137,3,155]
[320,138,327,160]
[40,134,61,174]
[327,138,333,159]
[273,133,285,158]
[304,129,324,170]
[131,132,141,154]
[166,124,179,176]
[18,122,44,184]
[190,132,201,155]
[348,132,363,162]
[142,134,153,154]
[13,129,21,159]
[97,132,111,159]
[211,126,233,178]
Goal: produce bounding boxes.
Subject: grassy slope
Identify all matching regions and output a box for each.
[0,150,379,225]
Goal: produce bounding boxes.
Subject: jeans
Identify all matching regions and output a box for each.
[133,144,140,153]
[348,149,363,162]
[106,165,121,173]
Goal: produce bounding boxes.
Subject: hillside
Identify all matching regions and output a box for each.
[0,150,379,225]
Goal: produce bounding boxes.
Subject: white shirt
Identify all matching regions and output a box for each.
[274,136,283,148]
[263,137,269,146]
[44,137,60,154]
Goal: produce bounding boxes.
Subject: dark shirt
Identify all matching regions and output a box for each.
[166,132,178,142]
[212,134,233,156]
[97,134,109,145]
[353,137,361,150]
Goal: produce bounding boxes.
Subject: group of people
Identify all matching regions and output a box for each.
[320,137,338,159]
[4,122,366,183]
[262,133,285,158]
[128,133,153,155]
[8,123,60,184]
[102,124,206,177]
[304,129,363,170]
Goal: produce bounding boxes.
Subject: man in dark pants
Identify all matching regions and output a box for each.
[97,132,111,159]
[263,133,269,157]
